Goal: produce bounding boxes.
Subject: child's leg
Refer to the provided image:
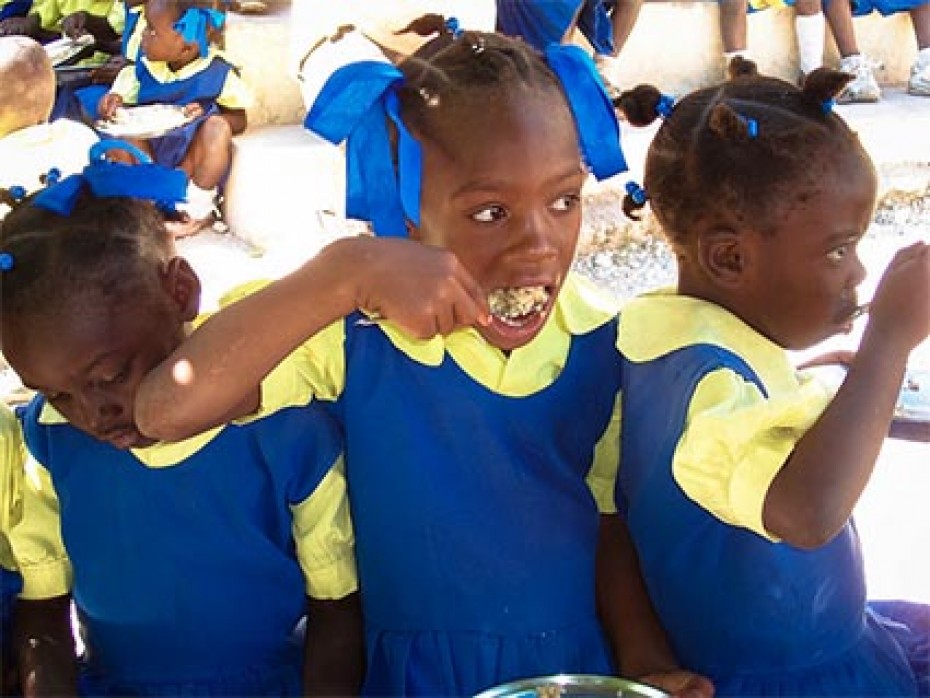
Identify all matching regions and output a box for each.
[719,0,750,55]
[795,0,826,76]
[824,0,862,56]
[107,138,153,164]
[608,0,644,55]
[181,115,233,191]
[825,0,881,101]
[908,4,930,95]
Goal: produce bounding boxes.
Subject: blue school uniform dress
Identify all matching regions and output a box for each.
[0,404,25,674]
[254,274,622,697]
[495,0,616,55]
[615,290,929,697]
[850,0,928,16]
[0,0,30,20]
[107,49,251,168]
[9,378,356,696]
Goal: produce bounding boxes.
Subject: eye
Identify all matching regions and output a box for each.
[101,363,130,385]
[471,205,508,224]
[551,192,581,213]
[827,243,851,263]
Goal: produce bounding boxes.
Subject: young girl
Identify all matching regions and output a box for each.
[612,60,930,695]
[0,143,363,696]
[98,0,251,237]
[134,18,714,698]
[0,402,25,695]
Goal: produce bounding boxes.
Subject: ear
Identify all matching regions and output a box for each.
[696,228,750,288]
[161,257,201,321]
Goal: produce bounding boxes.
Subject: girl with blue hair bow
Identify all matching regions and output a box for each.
[135,16,714,698]
[98,0,251,238]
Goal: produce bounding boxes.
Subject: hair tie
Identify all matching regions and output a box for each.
[445,17,463,39]
[821,98,835,115]
[32,140,189,216]
[655,93,675,119]
[740,115,759,138]
[544,44,627,181]
[173,7,225,58]
[0,252,14,272]
[625,180,648,205]
[304,61,420,237]
[8,185,26,202]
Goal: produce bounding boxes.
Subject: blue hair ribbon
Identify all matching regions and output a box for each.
[625,180,647,205]
[655,93,675,119]
[33,139,189,216]
[545,44,626,181]
[740,115,759,138]
[445,17,463,38]
[173,7,225,58]
[821,98,835,115]
[304,60,420,237]
[0,252,13,272]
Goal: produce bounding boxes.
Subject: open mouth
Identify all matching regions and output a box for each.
[488,285,551,326]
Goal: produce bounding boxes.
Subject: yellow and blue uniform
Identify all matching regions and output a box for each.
[29,0,123,33]
[9,348,356,695]
[0,403,25,666]
[107,47,251,168]
[615,289,928,696]
[0,0,31,21]
[495,0,616,55]
[850,0,928,16]
[253,273,623,697]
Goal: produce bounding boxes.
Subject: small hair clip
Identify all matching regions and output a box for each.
[419,87,440,107]
[471,34,486,54]
[445,17,462,39]
[8,185,26,202]
[42,167,62,186]
[821,98,835,115]
[0,252,14,272]
[655,94,675,119]
[625,180,648,205]
[740,115,759,138]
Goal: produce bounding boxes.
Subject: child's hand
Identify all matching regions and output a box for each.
[182,103,204,120]
[91,55,128,84]
[0,14,39,36]
[339,236,490,338]
[61,10,89,39]
[867,242,930,352]
[638,669,716,698]
[98,93,123,120]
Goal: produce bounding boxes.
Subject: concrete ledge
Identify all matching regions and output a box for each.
[224,125,346,253]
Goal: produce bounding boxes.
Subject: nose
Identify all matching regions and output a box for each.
[79,391,125,434]
[512,208,559,260]
[850,250,868,288]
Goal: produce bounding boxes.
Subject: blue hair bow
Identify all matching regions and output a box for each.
[304,60,420,237]
[304,44,627,237]
[544,43,626,181]
[174,7,225,58]
[33,140,189,216]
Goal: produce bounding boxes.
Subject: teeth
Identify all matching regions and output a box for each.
[488,286,549,320]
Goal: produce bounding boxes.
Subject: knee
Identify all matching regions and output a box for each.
[198,115,233,147]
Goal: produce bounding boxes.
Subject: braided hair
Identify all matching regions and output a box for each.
[0,189,172,328]
[391,14,572,152]
[616,57,870,246]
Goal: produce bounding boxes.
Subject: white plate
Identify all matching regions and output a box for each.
[44,34,94,67]
[95,104,193,139]
[896,368,930,423]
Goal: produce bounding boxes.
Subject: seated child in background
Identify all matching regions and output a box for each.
[0,403,26,696]
[493,0,644,97]
[0,35,97,217]
[612,58,930,695]
[849,0,930,96]
[99,0,250,238]
[0,0,123,49]
[718,0,881,102]
[0,143,363,696]
[134,15,714,698]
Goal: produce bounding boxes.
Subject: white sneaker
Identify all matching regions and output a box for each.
[837,54,881,103]
[908,54,930,96]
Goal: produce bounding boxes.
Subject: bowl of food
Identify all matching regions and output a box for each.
[475,674,670,698]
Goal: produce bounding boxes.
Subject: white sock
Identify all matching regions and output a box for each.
[918,47,930,66]
[795,12,825,75]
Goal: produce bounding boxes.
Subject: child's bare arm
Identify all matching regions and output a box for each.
[596,515,715,696]
[765,243,930,548]
[135,235,489,441]
[61,11,118,44]
[14,595,78,697]
[303,592,364,695]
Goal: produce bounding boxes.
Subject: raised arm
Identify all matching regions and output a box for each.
[764,242,930,548]
[135,235,488,441]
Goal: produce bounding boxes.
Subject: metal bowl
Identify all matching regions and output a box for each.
[475,674,671,698]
